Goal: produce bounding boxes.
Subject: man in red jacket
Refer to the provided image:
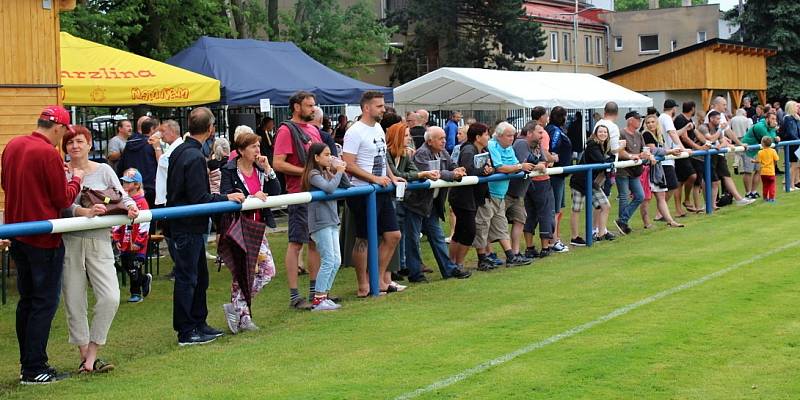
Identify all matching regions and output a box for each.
[1,106,84,385]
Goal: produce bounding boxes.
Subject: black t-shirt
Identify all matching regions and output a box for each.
[673,114,698,146]
[744,106,755,120]
[643,130,658,146]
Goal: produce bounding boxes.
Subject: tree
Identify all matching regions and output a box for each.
[615,0,706,12]
[725,0,800,100]
[62,0,233,61]
[279,0,396,78]
[387,0,547,85]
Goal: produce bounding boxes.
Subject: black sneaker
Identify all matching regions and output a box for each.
[524,247,539,259]
[570,236,587,246]
[200,324,224,338]
[593,234,604,242]
[752,192,761,198]
[20,368,69,385]
[178,329,218,347]
[614,219,631,235]
[506,254,532,267]
[537,248,551,258]
[408,276,430,283]
[142,273,153,298]
[290,297,313,310]
[603,231,617,241]
[447,268,472,279]
[477,259,495,271]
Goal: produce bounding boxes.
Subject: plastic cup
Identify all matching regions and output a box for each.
[395,181,406,200]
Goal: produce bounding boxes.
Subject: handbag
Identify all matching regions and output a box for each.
[79,187,129,215]
[649,162,667,189]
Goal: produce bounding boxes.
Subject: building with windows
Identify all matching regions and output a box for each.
[522,0,609,74]
[600,3,722,72]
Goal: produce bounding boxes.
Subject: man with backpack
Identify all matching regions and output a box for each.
[273,91,324,310]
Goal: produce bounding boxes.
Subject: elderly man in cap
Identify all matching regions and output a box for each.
[614,111,647,235]
[403,127,472,282]
[2,106,85,384]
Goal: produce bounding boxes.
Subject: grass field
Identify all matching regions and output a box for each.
[1,183,799,399]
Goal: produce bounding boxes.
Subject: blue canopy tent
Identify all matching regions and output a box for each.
[166,36,393,106]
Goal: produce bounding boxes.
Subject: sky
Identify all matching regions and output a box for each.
[708,0,741,11]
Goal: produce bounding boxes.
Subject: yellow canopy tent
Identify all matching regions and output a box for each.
[59,32,220,106]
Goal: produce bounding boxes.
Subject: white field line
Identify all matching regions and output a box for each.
[394,240,800,400]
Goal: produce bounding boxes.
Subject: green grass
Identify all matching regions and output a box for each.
[1,181,799,399]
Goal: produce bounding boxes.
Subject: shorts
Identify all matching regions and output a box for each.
[288,203,310,243]
[570,188,610,212]
[504,195,527,224]
[472,197,510,249]
[739,153,759,174]
[714,155,731,179]
[550,175,566,212]
[523,181,554,239]
[346,192,399,239]
[675,158,695,182]
[451,206,477,246]
[690,157,720,182]
[790,145,799,163]
[663,165,679,190]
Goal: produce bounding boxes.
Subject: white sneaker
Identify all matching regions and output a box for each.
[223,303,239,334]
[390,281,407,292]
[735,198,755,206]
[551,240,570,253]
[312,299,341,311]
[239,320,259,332]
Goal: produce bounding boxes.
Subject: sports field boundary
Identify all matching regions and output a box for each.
[394,239,800,400]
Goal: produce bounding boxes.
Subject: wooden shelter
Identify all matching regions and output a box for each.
[601,38,776,112]
[0,0,75,205]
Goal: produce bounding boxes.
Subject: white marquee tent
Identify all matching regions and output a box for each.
[393,67,653,110]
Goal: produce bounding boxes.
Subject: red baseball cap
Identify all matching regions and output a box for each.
[39,105,75,134]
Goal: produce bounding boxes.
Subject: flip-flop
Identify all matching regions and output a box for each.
[683,203,699,212]
[667,222,685,228]
[675,213,687,218]
[93,359,115,373]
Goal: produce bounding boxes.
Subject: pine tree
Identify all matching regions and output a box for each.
[387,0,547,85]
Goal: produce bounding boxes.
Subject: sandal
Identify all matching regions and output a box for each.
[675,213,687,218]
[682,203,699,213]
[381,285,398,294]
[667,222,685,228]
[78,361,91,374]
[93,359,115,373]
[643,224,655,229]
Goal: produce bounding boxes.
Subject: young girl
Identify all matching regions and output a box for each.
[302,143,349,311]
[112,168,151,303]
[569,125,613,243]
[756,136,780,202]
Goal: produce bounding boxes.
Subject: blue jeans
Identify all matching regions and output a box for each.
[310,225,341,293]
[11,240,65,376]
[616,175,644,224]
[172,232,209,338]
[404,211,457,280]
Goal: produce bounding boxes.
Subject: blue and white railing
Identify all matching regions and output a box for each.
[2,140,798,297]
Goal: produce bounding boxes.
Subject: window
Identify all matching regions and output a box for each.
[697,31,707,43]
[639,34,659,53]
[595,36,602,65]
[550,32,559,62]
[614,36,623,51]
[670,40,677,52]
[584,35,592,64]
[563,33,571,62]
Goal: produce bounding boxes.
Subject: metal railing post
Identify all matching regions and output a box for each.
[784,144,792,193]
[366,187,381,296]
[585,168,594,247]
[704,153,713,214]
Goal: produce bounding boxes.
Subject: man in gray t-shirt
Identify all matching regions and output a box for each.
[107,119,132,170]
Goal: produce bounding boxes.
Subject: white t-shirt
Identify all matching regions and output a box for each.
[155,137,184,205]
[342,121,388,186]
[729,115,752,139]
[658,113,678,166]
[595,118,620,153]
